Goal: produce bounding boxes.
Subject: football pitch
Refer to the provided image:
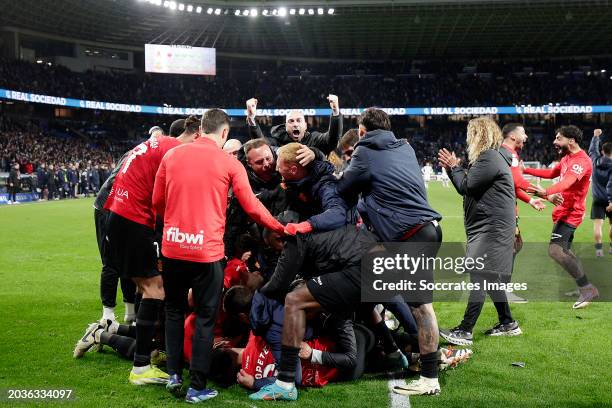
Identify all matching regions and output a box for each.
[0,183,610,408]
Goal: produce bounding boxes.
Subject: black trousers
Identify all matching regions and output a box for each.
[95,208,136,307]
[458,229,522,332]
[400,221,443,306]
[8,186,18,202]
[163,258,224,384]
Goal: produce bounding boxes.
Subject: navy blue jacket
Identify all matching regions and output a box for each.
[284,160,354,231]
[250,291,314,364]
[589,137,612,203]
[337,129,441,241]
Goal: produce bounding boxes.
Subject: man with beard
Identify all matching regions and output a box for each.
[525,125,598,309]
[224,139,321,258]
[245,96,342,156]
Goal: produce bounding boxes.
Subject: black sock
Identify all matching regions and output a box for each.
[576,275,590,288]
[190,370,207,391]
[277,345,300,384]
[373,321,398,354]
[133,298,162,367]
[117,324,136,338]
[101,332,136,360]
[420,351,438,379]
[595,243,603,250]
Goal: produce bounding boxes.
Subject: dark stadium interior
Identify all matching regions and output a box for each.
[1,0,612,191]
[2,2,612,406]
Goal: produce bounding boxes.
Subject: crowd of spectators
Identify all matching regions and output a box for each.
[1,56,611,108]
[0,117,128,199]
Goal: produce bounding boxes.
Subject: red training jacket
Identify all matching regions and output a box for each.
[152,137,284,263]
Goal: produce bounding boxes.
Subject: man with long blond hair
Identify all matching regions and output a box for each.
[438,117,520,345]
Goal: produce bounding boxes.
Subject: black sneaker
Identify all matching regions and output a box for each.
[484,321,522,337]
[439,327,473,346]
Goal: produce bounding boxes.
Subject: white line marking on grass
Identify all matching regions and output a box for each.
[388,378,410,408]
[441,215,546,218]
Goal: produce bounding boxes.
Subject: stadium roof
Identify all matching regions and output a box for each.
[1,0,611,61]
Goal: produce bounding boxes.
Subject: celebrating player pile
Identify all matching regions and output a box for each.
[72,101,603,405]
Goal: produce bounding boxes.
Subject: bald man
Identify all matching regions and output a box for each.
[223,139,242,157]
[245,96,343,156]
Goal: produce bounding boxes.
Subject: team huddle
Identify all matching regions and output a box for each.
[71,95,609,404]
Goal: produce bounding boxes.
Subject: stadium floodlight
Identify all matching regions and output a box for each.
[195,5,202,12]
[243,9,249,16]
[289,8,296,15]
[154,0,162,5]
[169,1,176,10]
[163,1,169,8]
[234,9,240,15]
[272,9,278,16]
[250,8,257,16]
[36,59,43,64]
[262,9,268,15]
[178,3,184,11]
[298,8,305,15]
[328,8,334,14]
[601,69,607,73]
[308,8,314,15]
[317,8,324,15]
[278,7,287,17]
[207,7,212,14]
[186,4,192,12]
[214,8,221,15]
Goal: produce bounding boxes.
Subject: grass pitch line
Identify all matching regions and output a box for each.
[388,378,410,408]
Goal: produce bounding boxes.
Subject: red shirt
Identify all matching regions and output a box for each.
[501,144,532,206]
[300,337,339,388]
[241,333,338,387]
[224,258,248,289]
[525,150,592,227]
[242,333,278,381]
[184,309,237,363]
[152,137,283,263]
[104,135,180,228]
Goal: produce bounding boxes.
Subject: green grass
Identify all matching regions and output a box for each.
[0,184,610,407]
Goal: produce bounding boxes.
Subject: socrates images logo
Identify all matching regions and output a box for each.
[166,227,204,245]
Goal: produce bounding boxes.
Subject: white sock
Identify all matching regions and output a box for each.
[275,380,294,390]
[132,365,150,374]
[102,306,116,321]
[124,302,135,321]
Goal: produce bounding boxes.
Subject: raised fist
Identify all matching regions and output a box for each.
[328,94,340,116]
[246,98,258,118]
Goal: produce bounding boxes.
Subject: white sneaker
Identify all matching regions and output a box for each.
[439,347,473,370]
[393,376,441,396]
[99,318,119,334]
[73,323,102,358]
[7,201,12,205]
[573,285,599,309]
[595,249,604,257]
[506,291,528,303]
